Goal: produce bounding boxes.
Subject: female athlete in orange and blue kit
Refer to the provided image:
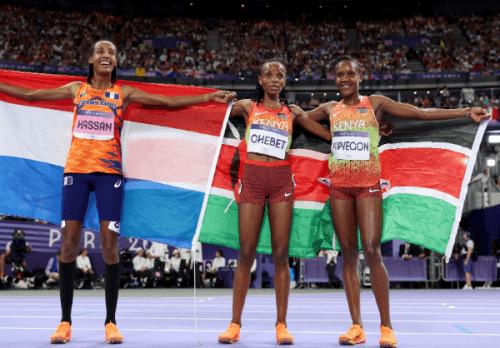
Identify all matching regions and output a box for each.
[298,56,489,348]
[217,59,327,345]
[0,40,234,345]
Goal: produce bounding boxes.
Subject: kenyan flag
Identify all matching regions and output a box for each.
[197,113,487,258]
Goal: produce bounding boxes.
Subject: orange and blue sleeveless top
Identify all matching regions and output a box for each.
[64,83,124,175]
[244,102,293,160]
[329,96,380,187]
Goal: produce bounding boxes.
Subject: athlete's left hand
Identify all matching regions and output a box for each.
[471,107,491,123]
[379,119,395,136]
[210,90,237,103]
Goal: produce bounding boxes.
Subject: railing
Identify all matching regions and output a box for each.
[463,177,500,214]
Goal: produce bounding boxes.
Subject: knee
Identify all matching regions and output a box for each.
[100,239,118,256]
[340,247,358,267]
[272,248,289,267]
[238,248,256,268]
[0,254,5,261]
[363,242,382,264]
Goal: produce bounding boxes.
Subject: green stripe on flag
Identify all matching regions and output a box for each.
[198,194,329,258]
[319,193,456,254]
[382,193,456,254]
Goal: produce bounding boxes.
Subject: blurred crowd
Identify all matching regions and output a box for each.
[0,5,500,76]
[1,4,500,77]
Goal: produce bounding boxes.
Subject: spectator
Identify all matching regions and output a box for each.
[179,247,192,287]
[454,231,476,290]
[0,229,31,277]
[193,242,203,288]
[318,249,342,288]
[75,248,95,289]
[449,93,459,109]
[169,249,182,287]
[399,242,421,260]
[45,250,61,286]
[205,250,226,288]
[309,94,320,108]
[148,242,169,262]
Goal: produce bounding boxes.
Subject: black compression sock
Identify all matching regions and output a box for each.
[104,262,120,326]
[59,260,76,325]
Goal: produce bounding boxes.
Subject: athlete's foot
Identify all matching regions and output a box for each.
[276,322,294,345]
[105,323,123,344]
[379,326,397,348]
[50,322,72,344]
[339,325,366,345]
[218,323,241,344]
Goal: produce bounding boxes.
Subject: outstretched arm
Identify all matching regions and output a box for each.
[122,85,235,108]
[371,95,490,123]
[0,81,81,101]
[293,105,331,142]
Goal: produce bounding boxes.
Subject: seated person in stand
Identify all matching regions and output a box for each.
[75,248,95,289]
[45,250,61,286]
[205,250,226,287]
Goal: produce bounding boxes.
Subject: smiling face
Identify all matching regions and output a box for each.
[335,60,363,97]
[258,61,286,97]
[89,41,117,74]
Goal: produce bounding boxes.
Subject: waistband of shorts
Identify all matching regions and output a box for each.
[245,158,291,167]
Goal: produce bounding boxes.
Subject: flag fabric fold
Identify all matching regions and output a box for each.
[0,70,231,249]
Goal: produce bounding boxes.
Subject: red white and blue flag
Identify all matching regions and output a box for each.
[0,70,231,249]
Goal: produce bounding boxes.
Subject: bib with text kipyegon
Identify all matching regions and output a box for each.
[247,124,289,159]
[73,110,115,141]
[331,131,370,160]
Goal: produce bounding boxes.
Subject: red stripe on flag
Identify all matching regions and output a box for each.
[380,147,468,199]
[212,142,330,203]
[0,70,226,136]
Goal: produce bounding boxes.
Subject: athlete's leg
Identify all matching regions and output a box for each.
[59,220,83,326]
[356,196,392,329]
[100,221,120,327]
[0,253,7,275]
[268,200,293,325]
[230,202,265,326]
[330,199,362,326]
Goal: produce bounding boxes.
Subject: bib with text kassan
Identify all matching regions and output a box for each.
[332,131,370,160]
[73,110,115,141]
[247,124,289,159]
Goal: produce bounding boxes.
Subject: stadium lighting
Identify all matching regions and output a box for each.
[489,135,500,143]
[487,159,496,167]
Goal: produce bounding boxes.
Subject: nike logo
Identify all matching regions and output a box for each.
[369,189,380,192]
[114,180,122,188]
[285,193,293,197]
[255,112,266,116]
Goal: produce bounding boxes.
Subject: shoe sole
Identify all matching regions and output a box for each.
[50,337,70,344]
[107,338,123,344]
[218,337,239,344]
[278,338,294,345]
[339,337,366,345]
[380,343,397,348]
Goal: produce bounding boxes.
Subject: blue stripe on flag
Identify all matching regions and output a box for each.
[121,180,205,249]
[0,156,100,231]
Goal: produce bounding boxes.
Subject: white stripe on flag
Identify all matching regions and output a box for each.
[379,142,470,157]
[446,120,489,256]
[383,186,460,208]
[0,101,72,167]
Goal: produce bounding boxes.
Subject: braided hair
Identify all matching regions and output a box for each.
[253,59,291,111]
[86,41,117,85]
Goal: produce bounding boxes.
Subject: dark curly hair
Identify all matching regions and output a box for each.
[87,41,117,85]
[253,59,290,111]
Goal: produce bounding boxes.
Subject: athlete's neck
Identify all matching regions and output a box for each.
[342,93,362,107]
[262,95,281,109]
[89,74,113,90]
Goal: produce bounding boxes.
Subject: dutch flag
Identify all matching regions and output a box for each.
[105,91,120,100]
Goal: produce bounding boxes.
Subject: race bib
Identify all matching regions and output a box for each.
[73,110,115,141]
[247,124,289,160]
[331,131,370,160]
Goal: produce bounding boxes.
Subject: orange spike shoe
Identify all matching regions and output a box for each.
[218,323,241,344]
[50,321,72,344]
[339,325,366,345]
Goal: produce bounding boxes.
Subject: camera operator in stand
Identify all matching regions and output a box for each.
[0,228,31,277]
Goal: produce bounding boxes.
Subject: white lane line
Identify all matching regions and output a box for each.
[0,327,498,336]
[1,316,499,324]
[0,308,497,315]
[0,303,494,309]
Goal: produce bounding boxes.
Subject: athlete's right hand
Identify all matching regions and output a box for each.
[210,90,236,103]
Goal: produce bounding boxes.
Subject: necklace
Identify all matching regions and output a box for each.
[263,101,281,108]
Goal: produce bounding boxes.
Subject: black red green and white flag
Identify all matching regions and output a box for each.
[197,111,487,258]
